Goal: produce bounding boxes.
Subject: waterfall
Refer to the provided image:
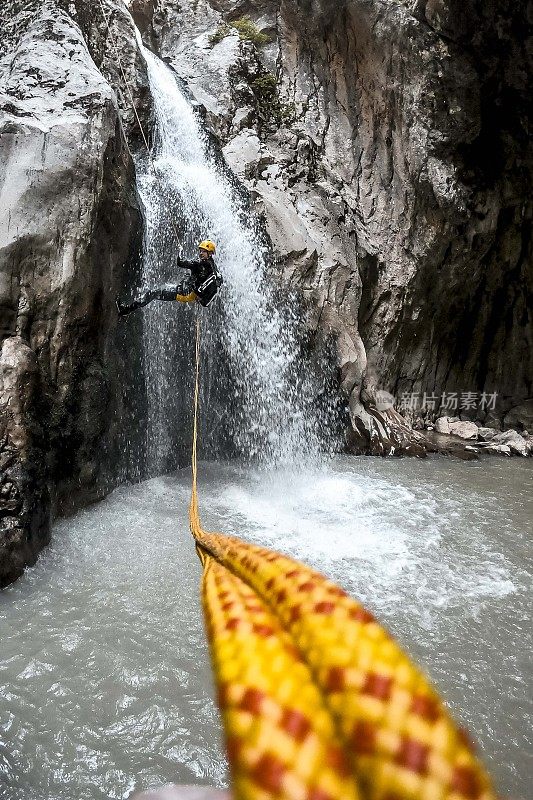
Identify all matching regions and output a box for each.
[133,39,322,470]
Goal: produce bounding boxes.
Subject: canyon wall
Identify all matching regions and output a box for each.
[136,0,532,447]
[1,0,531,584]
[0,0,145,586]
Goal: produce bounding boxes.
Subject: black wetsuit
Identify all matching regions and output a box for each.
[118,256,222,315]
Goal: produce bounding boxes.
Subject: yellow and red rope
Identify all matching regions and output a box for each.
[190,320,496,800]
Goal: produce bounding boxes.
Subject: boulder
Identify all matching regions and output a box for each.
[504,400,533,433]
[484,444,512,457]
[511,440,531,457]
[492,430,530,457]
[477,427,497,442]
[483,412,503,430]
[435,417,451,434]
[448,421,479,440]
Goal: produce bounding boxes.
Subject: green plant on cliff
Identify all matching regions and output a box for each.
[209,16,270,47]
[231,16,270,46]
[250,73,296,129]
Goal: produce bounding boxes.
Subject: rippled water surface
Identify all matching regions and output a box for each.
[1,456,531,799]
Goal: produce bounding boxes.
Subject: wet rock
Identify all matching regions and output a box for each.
[510,441,531,457]
[129,0,156,39]
[424,430,478,459]
[477,427,497,442]
[491,429,530,457]
[435,417,451,434]
[347,405,431,457]
[492,429,523,444]
[0,337,50,587]
[504,400,533,433]
[448,421,479,440]
[0,0,142,586]
[484,444,512,457]
[483,412,503,430]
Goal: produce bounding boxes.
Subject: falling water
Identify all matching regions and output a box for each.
[133,39,321,471]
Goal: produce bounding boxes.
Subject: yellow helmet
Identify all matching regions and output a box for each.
[198,240,216,254]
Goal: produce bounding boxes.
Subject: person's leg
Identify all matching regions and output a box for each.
[117,284,181,316]
[158,283,182,301]
[117,288,160,316]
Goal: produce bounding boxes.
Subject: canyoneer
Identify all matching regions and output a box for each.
[116,240,222,316]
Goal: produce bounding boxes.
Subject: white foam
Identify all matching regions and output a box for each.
[202,461,518,621]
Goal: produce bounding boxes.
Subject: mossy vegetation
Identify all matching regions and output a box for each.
[209,16,270,47]
[250,74,296,129]
[231,17,270,46]
[208,18,293,129]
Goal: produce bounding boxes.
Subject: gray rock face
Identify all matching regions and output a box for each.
[484,444,512,457]
[0,0,142,586]
[448,421,479,440]
[134,0,532,453]
[0,337,50,585]
[491,429,530,456]
[504,400,533,434]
